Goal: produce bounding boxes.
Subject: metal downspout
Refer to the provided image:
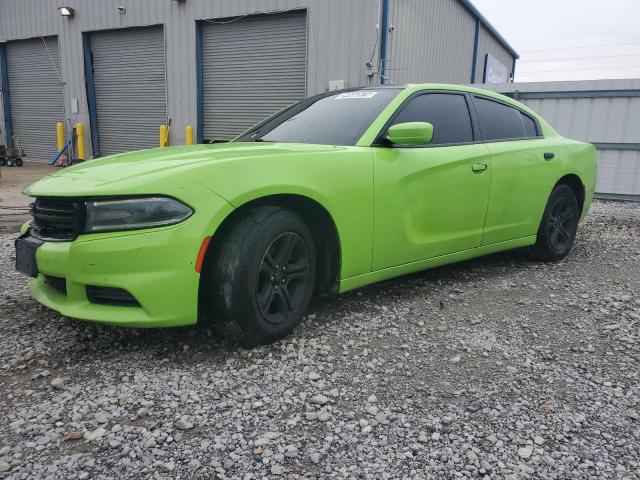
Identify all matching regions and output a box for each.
[379,0,390,84]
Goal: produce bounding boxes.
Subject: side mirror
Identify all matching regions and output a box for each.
[386,122,433,146]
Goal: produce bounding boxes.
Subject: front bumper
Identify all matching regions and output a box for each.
[25,190,234,328]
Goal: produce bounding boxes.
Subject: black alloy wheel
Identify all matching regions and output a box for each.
[529,184,580,261]
[546,195,578,254]
[206,206,317,345]
[257,232,311,325]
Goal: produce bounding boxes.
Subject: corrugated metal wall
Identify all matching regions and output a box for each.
[387,0,476,84]
[0,0,516,155]
[475,24,514,83]
[483,79,640,198]
[387,0,514,85]
[0,0,380,153]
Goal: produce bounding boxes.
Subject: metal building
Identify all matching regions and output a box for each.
[0,0,517,162]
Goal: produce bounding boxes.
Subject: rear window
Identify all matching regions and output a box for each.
[474,96,526,141]
[521,112,540,137]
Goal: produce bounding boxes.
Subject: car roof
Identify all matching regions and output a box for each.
[350,83,507,96]
[346,83,554,135]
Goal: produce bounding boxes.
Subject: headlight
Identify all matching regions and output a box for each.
[84,197,193,233]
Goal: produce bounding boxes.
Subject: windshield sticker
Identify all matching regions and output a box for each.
[335,91,379,99]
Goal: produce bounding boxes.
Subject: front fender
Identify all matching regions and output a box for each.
[194,147,374,280]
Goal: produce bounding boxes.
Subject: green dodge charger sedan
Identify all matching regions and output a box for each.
[16,84,597,344]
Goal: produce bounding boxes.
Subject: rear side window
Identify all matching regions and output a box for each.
[474,96,527,141]
[521,112,539,137]
[389,93,474,145]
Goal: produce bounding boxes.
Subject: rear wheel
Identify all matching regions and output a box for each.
[529,184,579,261]
[206,207,316,345]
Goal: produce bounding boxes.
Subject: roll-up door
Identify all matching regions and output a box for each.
[6,37,64,162]
[89,26,166,156]
[201,11,307,141]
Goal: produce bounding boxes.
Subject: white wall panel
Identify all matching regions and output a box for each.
[482,79,640,198]
[597,150,640,196]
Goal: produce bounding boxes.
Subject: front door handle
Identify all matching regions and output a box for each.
[544,152,555,160]
[472,163,488,172]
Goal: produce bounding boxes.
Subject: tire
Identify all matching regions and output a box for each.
[15,157,23,167]
[529,184,580,261]
[0,158,5,167]
[206,207,317,345]
[6,158,14,167]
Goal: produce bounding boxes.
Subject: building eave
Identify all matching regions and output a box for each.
[457,0,520,59]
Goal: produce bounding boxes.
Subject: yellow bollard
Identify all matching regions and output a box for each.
[159,124,167,148]
[56,122,65,153]
[76,122,86,160]
[185,125,193,145]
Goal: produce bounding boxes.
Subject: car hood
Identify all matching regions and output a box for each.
[23,142,345,197]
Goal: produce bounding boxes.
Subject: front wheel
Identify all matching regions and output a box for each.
[529,184,580,261]
[206,207,317,345]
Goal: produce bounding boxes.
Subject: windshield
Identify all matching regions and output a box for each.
[236,88,402,146]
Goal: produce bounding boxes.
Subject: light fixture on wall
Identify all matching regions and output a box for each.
[58,7,75,17]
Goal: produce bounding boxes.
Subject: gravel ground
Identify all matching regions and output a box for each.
[0,200,638,479]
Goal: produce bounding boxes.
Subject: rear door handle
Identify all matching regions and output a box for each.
[544,152,555,160]
[472,163,488,172]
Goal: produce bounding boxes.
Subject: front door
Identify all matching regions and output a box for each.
[371,92,492,271]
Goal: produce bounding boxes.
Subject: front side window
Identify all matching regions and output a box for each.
[236,88,401,146]
[474,96,530,141]
[387,93,474,145]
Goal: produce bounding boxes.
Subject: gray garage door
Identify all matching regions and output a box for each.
[202,11,307,141]
[90,26,166,156]
[6,37,64,162]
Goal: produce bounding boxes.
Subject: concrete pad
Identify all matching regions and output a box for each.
[0,162,55,233]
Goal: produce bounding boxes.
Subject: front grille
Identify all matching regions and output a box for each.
[45,276,67,295]
[86,286,140,308]
[31,198,83,241]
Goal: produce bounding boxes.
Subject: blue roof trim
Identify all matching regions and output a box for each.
[379,0,390,84]
[82,33,100,157]
[470,19,480,83]
[0,44,14,148]
[457,0,519,59]
[195,21,204,144]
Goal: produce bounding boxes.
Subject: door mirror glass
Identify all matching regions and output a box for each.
[386,122,434,146]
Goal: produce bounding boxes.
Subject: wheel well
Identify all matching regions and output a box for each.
[201,194,341,295]
[556,174,585,216]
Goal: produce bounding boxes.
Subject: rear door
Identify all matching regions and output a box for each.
[372,92,492,270]
[472,95,561,245]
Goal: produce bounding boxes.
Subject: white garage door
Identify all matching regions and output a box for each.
[89,26,166,156]
[201,11,308,141]
[6,37,64,162]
